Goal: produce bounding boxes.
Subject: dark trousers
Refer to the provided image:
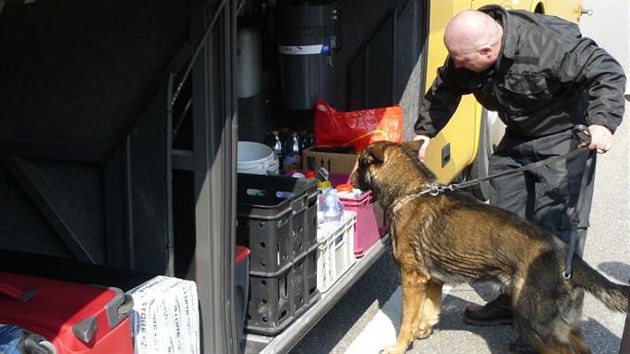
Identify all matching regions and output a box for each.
[620,297,630,354]
[489,128,596,257]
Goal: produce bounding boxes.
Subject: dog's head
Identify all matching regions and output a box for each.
[351,140,435,203]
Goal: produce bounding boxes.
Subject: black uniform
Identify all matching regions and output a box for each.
[622,292,630,354]
[414,5,626,255]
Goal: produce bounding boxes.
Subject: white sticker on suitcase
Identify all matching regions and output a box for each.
[127,276,200,354]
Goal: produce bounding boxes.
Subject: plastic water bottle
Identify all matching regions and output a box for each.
[321,189,343,224]
[282,132,301,172]
[270,130,283,159]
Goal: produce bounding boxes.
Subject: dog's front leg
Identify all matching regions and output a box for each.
[382,269,427,354]
[414,279,442,339]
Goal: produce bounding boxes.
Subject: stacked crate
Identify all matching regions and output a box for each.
[316,210,356,292]
[236,174,320,335]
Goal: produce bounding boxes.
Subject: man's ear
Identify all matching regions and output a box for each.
[480,46,492,58]
[401,139,425,154]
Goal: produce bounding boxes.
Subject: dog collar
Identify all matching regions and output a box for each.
[391,183,454,213]
[420,182,457,196]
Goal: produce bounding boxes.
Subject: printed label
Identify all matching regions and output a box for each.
[278,44,329,55]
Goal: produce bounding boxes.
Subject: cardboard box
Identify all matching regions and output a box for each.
[302,147,358,175]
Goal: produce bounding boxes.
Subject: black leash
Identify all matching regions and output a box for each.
[423,129,591,195]
[417,125,594,280]
[562,146,595,280]
[451,147,588,191]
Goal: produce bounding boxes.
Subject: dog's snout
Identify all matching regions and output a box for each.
[350,168,361,189]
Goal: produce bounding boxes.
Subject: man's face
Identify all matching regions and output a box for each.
[449,48,494,73]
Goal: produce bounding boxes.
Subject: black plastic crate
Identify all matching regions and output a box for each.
[245,248,320,336]
[236,212,293,275]
[302,190,319,251]
[290,205,308,260]
[290,247,319,314]
[246,266,293,335]
[288,187,319,261]
[237,174,318,275]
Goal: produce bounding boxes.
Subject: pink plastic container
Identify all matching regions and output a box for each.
[339,191,386,257]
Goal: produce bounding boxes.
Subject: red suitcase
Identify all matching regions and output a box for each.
[0,271,133,354]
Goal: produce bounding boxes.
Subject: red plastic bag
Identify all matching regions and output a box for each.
[314,99,404,152]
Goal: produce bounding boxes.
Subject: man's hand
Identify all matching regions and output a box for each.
[584,124,613,154]
[413,135,431,161]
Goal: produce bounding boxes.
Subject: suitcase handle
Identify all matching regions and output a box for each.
[0,283,37,301]
[104,289,134,329]
[72,290,134,345]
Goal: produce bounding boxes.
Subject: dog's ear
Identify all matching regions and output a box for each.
[401,139,425,153]
[363,143,387,165]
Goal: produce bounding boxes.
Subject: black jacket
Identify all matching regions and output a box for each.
[414,5,626,138]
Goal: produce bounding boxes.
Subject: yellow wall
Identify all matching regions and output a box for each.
[422,0,479,183]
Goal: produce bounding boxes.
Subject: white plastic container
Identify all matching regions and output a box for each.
[237,141,279,175]
[316,211,357,292]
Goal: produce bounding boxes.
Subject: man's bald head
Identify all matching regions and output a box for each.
[443,10,503,73]
[444,10,502,54]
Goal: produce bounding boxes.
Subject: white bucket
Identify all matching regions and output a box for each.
[237,141,279,175]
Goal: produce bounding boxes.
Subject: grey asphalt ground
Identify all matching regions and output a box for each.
[290,2,630,354]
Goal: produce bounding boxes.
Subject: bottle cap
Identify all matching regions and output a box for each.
[317,180,332,190]
[336,183,353,193]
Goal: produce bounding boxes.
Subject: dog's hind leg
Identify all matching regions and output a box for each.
[514,315,585,354]
[516,327,577,354]
[414,279,442,339]
[569,328,591,354]
[532,339,585,354]
[512,294,579,353]
[381,270,427,354]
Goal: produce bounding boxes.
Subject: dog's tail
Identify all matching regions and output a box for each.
[573,258,629,313]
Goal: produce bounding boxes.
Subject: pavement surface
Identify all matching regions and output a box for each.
[290,2,630,354]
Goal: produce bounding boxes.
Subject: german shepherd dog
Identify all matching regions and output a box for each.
[351,140,629,354]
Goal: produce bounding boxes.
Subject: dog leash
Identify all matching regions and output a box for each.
[422,149,590,196]
[414,125,594,280]
[419,125,593,194]
[563,146,595,281]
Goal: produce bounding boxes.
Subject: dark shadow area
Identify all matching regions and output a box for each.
[429,295,516,354]
[0,249,155,292]
[598,261,630,285]
[0,0,190,274]
[580,318,623,353]
[469,280,503,303]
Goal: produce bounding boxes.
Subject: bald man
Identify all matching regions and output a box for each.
[443,10,503,73]
[413,4,626,344]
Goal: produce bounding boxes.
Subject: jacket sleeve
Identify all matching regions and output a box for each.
[414,60,466,137]
[556,37,626,134]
